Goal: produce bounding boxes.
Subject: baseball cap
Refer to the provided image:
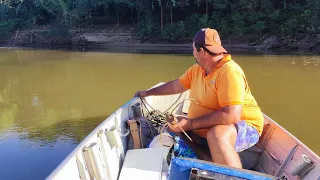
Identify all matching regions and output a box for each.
[193,28,227,54]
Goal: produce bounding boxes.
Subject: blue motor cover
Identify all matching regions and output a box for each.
[168,157,275,180]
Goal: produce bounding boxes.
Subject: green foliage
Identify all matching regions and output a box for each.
[307,0,320,27]
[46,20,71,45]
[0,18,22,41]
[280,17,300,36]
[0,0,319,44]
[0,0,23,7]
[184,14,209,37]
[209,0,228,9]
[230,12,246,36]
[137,16,156,41]
[159,21,186,42]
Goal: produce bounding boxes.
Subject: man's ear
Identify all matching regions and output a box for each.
[201,48,209,57]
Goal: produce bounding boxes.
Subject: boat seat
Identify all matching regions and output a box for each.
[239,119,273,169]
[118,147,170,180]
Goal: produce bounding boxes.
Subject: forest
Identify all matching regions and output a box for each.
[0,0,319,45]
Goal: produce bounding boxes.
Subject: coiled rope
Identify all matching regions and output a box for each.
[139,96,193,144]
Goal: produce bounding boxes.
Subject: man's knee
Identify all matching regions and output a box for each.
[206,125,237,144]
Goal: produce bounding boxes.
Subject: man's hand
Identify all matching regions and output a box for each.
[167,115,193,133]
[134,90,148,98]
[133,79,187,98]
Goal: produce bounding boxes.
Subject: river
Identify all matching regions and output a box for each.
[0,49,319,179]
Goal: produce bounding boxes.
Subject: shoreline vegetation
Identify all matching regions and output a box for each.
[0,0,319,54]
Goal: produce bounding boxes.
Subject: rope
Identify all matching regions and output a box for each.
[163,93,183,113]
[140,96,194,143]
[159,123,171,147]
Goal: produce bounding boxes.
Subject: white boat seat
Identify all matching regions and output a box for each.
[239,120,273,170]
[118,147,170,180]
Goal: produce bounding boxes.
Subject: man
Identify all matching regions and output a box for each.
[134,28,264,169]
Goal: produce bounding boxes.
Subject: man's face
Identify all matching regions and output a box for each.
[192,42,207,67]
[193,42,201,65]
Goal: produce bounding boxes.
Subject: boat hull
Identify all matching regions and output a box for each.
[46,83,320,180]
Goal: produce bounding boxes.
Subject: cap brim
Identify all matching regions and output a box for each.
[206,45,227,54]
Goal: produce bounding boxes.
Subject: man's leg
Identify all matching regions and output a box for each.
[206,124,242,168]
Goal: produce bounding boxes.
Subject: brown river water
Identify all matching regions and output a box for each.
[0,49,319,179]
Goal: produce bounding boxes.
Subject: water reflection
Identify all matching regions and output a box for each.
[21,115,106,144]
[0,114,105,179]
[0,131,77,180]
[0,49,320,179]
[0,82,18,132]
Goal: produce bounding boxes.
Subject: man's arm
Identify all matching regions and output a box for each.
[134,79,187,97]
[191,105,243,129]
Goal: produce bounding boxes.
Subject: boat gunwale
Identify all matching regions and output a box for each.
[263,113,320,162]
[46,97,139,179]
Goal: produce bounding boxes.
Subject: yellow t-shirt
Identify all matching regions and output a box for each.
[179,54,264,138]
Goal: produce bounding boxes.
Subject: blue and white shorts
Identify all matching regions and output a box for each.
[171,120,260,158]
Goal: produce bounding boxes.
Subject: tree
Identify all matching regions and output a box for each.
[0,0,23,20]
[156,0,164,29]
[172,0,190,26]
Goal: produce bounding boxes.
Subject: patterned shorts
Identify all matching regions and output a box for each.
[171,120,260,158]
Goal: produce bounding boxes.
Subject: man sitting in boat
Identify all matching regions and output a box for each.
[134,28,264,169]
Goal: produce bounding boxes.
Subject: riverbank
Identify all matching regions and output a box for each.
[1,43,268,55]
[2,42,318,55]
[1,25,319,55]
